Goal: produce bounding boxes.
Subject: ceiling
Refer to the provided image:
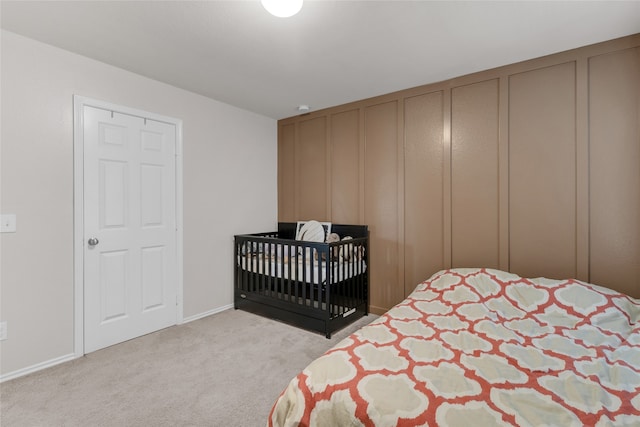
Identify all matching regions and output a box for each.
[2,1,640,120]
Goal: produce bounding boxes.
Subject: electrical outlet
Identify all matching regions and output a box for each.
[0,321,7,341]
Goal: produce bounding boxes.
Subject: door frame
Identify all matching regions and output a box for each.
[73,95,184,357]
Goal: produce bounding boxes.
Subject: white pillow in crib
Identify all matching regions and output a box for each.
[296,220,325,242]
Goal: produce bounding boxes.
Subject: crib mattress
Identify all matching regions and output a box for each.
[238,254,366,285]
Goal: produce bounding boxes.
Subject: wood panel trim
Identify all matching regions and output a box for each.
[575,57,590,282]
[293,122,300,219]
[498,76,510,271]
[359,107,366,225]
[443,89,452,268]
[397,99,406,296]
[326,115,332,220]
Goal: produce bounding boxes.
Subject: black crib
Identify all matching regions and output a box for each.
[234,223,369,338]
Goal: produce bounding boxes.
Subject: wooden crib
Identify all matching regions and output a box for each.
[234,222,369,338]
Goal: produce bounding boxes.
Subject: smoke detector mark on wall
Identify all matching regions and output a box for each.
[0,321,7,341]
[1,214,17,233]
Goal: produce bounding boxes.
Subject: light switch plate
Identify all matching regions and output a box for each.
[0,321,7,340]
[1,214,16,232]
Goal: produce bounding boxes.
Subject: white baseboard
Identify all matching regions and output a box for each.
[181,303,234,324]
[1,305,233,382]
[1,352,78,383]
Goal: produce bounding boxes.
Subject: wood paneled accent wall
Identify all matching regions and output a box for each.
[278,34,640,314]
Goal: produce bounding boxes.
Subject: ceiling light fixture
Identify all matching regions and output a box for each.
[261,0,303,18]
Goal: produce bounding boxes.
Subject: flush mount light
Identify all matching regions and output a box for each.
[261,0,303,18]
[297,105,310,112]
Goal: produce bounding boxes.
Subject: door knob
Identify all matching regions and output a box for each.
[88,238,99,246]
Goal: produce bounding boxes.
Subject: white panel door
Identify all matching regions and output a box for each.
[83,106,177,353]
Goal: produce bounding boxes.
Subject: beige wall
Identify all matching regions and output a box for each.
[278,34,640,313]
[0,31,277,376]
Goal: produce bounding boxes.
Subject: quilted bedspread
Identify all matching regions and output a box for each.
[268,268,640,426]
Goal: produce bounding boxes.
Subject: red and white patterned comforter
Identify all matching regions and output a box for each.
[268,268,640,426]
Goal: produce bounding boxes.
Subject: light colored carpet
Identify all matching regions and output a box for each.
[0,309,376,427]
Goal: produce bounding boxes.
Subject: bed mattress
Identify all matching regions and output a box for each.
[269,268,640,426]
